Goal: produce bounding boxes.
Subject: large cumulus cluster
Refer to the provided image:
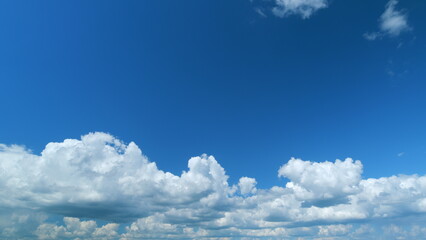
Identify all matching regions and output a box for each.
[1,132,426,239]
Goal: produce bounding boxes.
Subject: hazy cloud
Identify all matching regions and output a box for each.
[380,0,410,36]
[364,0,411,40]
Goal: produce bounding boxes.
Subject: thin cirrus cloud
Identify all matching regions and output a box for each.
[364,0,411,40]
[2,132,426,239]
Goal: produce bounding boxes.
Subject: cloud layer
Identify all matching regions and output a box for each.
[1,132,426,239]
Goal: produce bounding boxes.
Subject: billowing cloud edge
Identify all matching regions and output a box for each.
[2,132,426,239]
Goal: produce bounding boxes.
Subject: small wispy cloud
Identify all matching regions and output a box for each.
[364,32,382,41]
[364,0,411,40]
[254,7,267,18]
[272,0,329,19]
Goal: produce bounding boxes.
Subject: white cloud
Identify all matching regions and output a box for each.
[380,0,410,36]
[364,0,411,40]
[0,133,234,222]
[35,217,118,240]
[278,158,362,205]
[2,132,426,239]
[272,0,328,19]
[238,177,257,195]
[318,224,352,236]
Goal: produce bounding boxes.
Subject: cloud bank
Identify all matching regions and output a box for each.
[2,132,426,239]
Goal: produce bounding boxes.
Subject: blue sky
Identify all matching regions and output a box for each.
[1,0,426,239]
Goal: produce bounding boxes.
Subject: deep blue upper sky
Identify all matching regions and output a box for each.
[1,0,425,188]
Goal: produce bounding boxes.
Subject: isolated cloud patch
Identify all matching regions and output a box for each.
[364,0,411,40]
[2,132,426,239]
[272,0,328,19]
[380,0,410,36]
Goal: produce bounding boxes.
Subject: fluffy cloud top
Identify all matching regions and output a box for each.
[0,133,233,222]
[272,0,328,19]
[2,132,426,239]
[35,217,119,240]
[278,158,362,205]
[238,177,257,195]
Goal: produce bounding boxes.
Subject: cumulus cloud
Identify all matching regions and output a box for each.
[272,0,329,19]
[2,132,426,239]
[278,158,362,206]
[364,0,411,40]
[0,133,234,222]
[238,177,257,195]
[35,217,119,240]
